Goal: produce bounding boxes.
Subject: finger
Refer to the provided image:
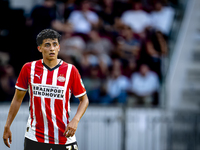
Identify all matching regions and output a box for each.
[63,126,69,135]
[66,129,75,137]
[68,130,74,137]
[9,134,12,144]
[65,129,72,137]
[69,129,75,137]
[71,131,75,137]
[3,138,10,148]
[65,129,71,137]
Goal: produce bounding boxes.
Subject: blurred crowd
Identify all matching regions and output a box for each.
[0,0,176,106]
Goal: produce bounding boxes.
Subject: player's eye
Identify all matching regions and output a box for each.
[53,43,58,46]
[45,43,50,47]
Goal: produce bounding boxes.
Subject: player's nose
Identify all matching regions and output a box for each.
[50,45,55,51]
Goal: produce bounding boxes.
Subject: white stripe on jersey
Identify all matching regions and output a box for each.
[30,61,37,140]
[68,89,72,118]
[41,67,49,143]
[63,64,72,127]
[52,67,59,144]
[52,67,59,85]
[51,97,59,144]
[31,61,36,83]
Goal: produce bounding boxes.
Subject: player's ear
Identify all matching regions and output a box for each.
[58,45,60,51]
[37,46,42,52]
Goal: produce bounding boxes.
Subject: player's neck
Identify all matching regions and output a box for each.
[43,58,60,69]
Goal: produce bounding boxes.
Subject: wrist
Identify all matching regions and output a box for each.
[4,125,10,129]
[73,116,80,122]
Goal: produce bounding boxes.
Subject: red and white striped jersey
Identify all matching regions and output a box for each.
[15,59,86,145]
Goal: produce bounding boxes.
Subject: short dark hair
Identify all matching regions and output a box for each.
[36,29,61,46]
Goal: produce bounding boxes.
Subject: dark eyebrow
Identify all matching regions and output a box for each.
[53,41,58,44]
[44,42,51,45]
[43,41,58,46]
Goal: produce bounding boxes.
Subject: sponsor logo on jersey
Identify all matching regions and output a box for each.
[57,75,66,82]
[35,74,42,79]
[32,84,65,99]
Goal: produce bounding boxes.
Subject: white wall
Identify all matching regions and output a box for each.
[0,104,170,150]
[166,0,200,111]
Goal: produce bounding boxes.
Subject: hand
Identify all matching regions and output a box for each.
[63,118,79,138]
[3,126,12,148]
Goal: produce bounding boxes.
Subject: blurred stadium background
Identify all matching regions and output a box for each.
[1,0,200,150]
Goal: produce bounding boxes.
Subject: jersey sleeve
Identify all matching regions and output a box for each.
[70,65,86,98]
[15,63,29,91]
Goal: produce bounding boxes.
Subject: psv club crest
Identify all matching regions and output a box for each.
[57,75,66,82]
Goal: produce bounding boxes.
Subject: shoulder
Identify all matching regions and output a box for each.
[61,61,73,67]
[119,75,129,80]
[149,71,158,77]
[121,10,133,17]
[148,71,159,80]
[69,10,81,16]
[22,60,42,69]
[131,72,140,78]
[61,61,77,71]
[21,61,32,69]
[88,10,98,16]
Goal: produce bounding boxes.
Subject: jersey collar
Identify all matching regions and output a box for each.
[42,59,63,71]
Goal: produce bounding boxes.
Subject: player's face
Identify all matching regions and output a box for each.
[38,38,60,61]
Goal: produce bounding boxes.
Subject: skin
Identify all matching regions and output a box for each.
[3,38,89,148]
[37,38,61,68]
[3,89,26,148]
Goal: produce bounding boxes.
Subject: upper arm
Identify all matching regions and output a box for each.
[70,65,86,98]
[77,94,88,102]
[13,89,27,103]
[15,63,29,91]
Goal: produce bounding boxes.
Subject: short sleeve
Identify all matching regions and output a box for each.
[70,65,86,98]
[15,63,29,91]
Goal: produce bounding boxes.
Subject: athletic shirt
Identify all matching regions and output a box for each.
[15,59,86,145]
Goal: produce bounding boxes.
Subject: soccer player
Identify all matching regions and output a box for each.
[3,29,89,150]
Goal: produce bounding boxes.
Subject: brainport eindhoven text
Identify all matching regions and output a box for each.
[32,85,65,99]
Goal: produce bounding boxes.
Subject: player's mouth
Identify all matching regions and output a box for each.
[49,53,55,56]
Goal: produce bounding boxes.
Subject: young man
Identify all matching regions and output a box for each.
[3,29,89,150]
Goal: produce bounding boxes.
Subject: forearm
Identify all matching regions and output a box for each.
[3,89,26,147]
[5,89,26,128]
[64,94,89,137]
[73,94,89,121]
[5,100,22,128]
